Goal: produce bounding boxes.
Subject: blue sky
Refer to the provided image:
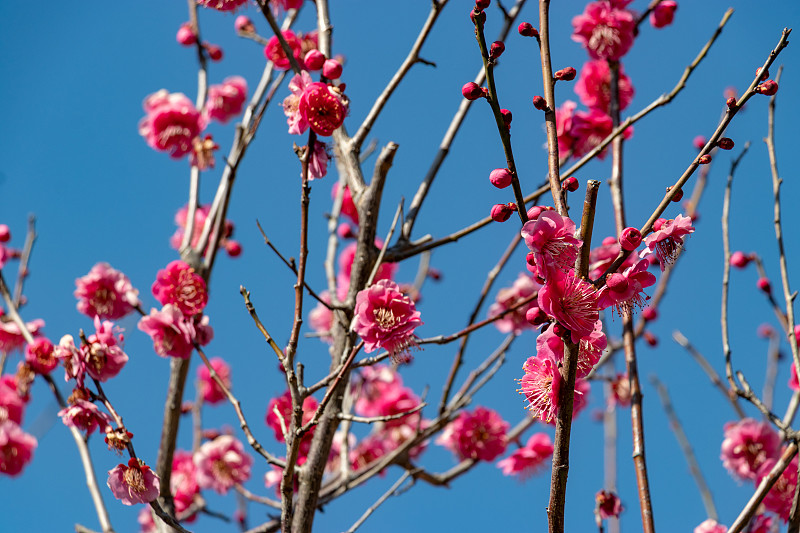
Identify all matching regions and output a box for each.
[1,1,800,532]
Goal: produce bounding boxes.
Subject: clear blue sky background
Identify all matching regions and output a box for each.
[2,1,800,532]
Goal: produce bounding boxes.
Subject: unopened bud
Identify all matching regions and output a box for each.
[562,176,579,192]
[526,205,552,220]
[653,218,667,232]
[489,41,505,60]
[717,137,735,150]
[619,227,642,251]
[427,268,443,281]
[643,331,658,347]
[756,67,770,82]
[322,59,343,79]
[526,307,548,326]
[0,224,10,243]
[552,323,567,337]
[554,67,576,81]
[225,240,242,257]
[666,186,683,202]
[642,307,658,322]
[470,9,486,25]
[234,15,255,34]
[698,154,711,164]
[489,168,513,189]
[692,135,707,150]
[204,43,223,61]
[726,96,737,109]
[337,223,355,240]
[500,108,512,128]
[490,203,516,222]
[756,80,779,96]
[475,0,490,10]
[518,22,538,37]
[730,251,752,269]
[176,23,197,46]
[532,95,546,110]
[304,50,325,71]
[462,82,484,101]
[757,277,771,294]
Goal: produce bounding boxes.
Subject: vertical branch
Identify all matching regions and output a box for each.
[603,381,620,533]
[548,181,599,533]
[537,0,564,213]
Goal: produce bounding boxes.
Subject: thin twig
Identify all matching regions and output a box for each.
[13,215,36,308]
[343,471,414,533]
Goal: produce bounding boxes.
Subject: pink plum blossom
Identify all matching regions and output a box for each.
[497,432,554,478]
[574,60,634,113]
[137,304,213,359]
[308,291,334,343]
[332,182,359,225]
[519,351,589,424]
[197,357,231,405]
[572,1,636,61]
[169,203,240,257]
[107,458,160,505]
[746,514,774,533]
[299,82,348,136]
[139,90,205,159]
[538,270,600,342]
[55,334,87,388]
[24,337,57,375]
[555,100,578,156]
[650,1,677,28]
[138,508,156,533]
[337,240,397,293]
[596,489,623,519]
[487,273,541,335]
[436,406,508,462]
[74,263,140,320]
[757,456,798,521]
[194,435,253,493]
[151,260,208,317]
[206,76,248,124]
[0,420,36,476]
[83,317,128,382]
[171,450,199,517]
[588,235,637,280]
[353,279,423,360]
[521,211,582,278]
[597,259,656,317]
[58,399,113,436]
[569,108,633,159]
[641,214,695,270]
[353,365,404,417]
[0,377,25,425]
[309,140,330,180]
[198,0,248,11]
[282,71,313,134]
[264,30,303,71]
[0,318,44,354]
[350,434,389,473]
[721,418,780,481]
[265,391,318,458]
[537,319,606,379]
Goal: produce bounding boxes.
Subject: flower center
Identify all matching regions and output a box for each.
[124,466,146,493]
[373,307,399,329]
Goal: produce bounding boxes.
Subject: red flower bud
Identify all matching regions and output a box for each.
[532,95,546,110]
[730,251,752,269]
[717,138,735,150]
[666,186,683,202]
[756,80,779,96]
[225,240,242,257]
[323,59,343,79]
[475,0,490,10]
[490,203,515,222]
[204,43,223,61]
[470,9,486,25]
[619,227,642,251]
[526,307,548,326]
[554,67,576,81]
[757,277,772,294]
[489,41,505,60]
[756,67,770,82]
[562,176,579,192]
[518,22,538,37]
[303,50,326,71]
[526,205,552,220]
[500,108,512,127]
[234,16,255,34]
[489,168,513,189]
[653,218,667,232]
[726,96,737,109]
[462,82,484,101]
[427,268,443,281]
[698,154,711,164]
[643,331,658,347]
[642,307,658,322]
[177,23,197,46]
[0,224,10,243]
[337,223,355,240]
[693,136,707,150]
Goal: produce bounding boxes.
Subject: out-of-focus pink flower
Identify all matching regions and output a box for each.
[572,1,636,61]
[641,214,695,270]
[569,108,633,159]
[309,140,330,180]
[332,182,359,225]
[197,357,231,405]
[265,391,318,457]
[537,319,606,378]
[610,373,631,407]
[758,456,798,521]
[75,263,139,320]
[169,204,239,257]
[538,270,600,343]
[555,100,578,155]
[171,450,199,517]
[337,240,397,293]
[271,0,303,11]
[597,259,656,317]
[694,519,727,533]
[198,0,248,11]
[0,377,25,425]
[138,508,156,533]
[84,317,129,382]
[299,82,348,136]
[496,433,553,478]
[721,418,780,481]
[353,280,423,360]
[350,434,389,473]
[650,1,677,28]
[206,76,248,124]
[107,458,160,505]
[574,60,634,113]
[521,211,582,278]
[282,71,313,135]
[264,30,303,71]
[194,435,253,494]
[0,420,36,476]
[55,334,87,388]
[139,90,205,159]
[309,291,334,343]
[596,489,623,519]
[152,260,208,317]
[137,305,213,359]
[24,337,57,375]
[790,362,800,392]
[588,235,636,280]
[487,273,541,335]
[58,399,113,436]
[353,365,403,416]
[747,514,774,533]
[436,407,508,462]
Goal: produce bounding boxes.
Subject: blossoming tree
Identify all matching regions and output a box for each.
[0,1,798,532]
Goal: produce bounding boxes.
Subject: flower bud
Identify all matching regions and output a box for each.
[489,41,505,60]
[489,168,513,189]
[552,323,567,337]
[642,307,658,322]
[427,268,443,281]
[606,273,629,293]
[323,59,343,79]
[526,307,548,326]
[717,137,735,150]
[337,223,355,240]
[518,22,538,37]
[225,240,242,257]
[666,186,683,202]
[470,9,486,25]
[757,323,775,338]
[205,43,223,61]
[692,135,707,150]
[730,251,752,269]
[756,80,779,96]
[490,203,515,222]
[652,218,667,232]
[0,224,10,243]
[234,16,255,34]
[726,96,737,109]
[500,108,512,128]
[554,67,576,81]
[649,0,677,28]
[176,23,197,46]
[698,154,711,164]
[643,331,658,347]
[757,67,770,82]
[526,205,552,220]
[757,277,771,294]
[304,49,325,71]
[562,176,579,192]
[462,82,484,101]
[619,227,642,251]
[475,0,490,10]
[532,95,546,110]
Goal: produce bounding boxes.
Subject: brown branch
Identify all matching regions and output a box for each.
[240,286,288,362]
[343,471,414,533]
[13,215,36,308]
